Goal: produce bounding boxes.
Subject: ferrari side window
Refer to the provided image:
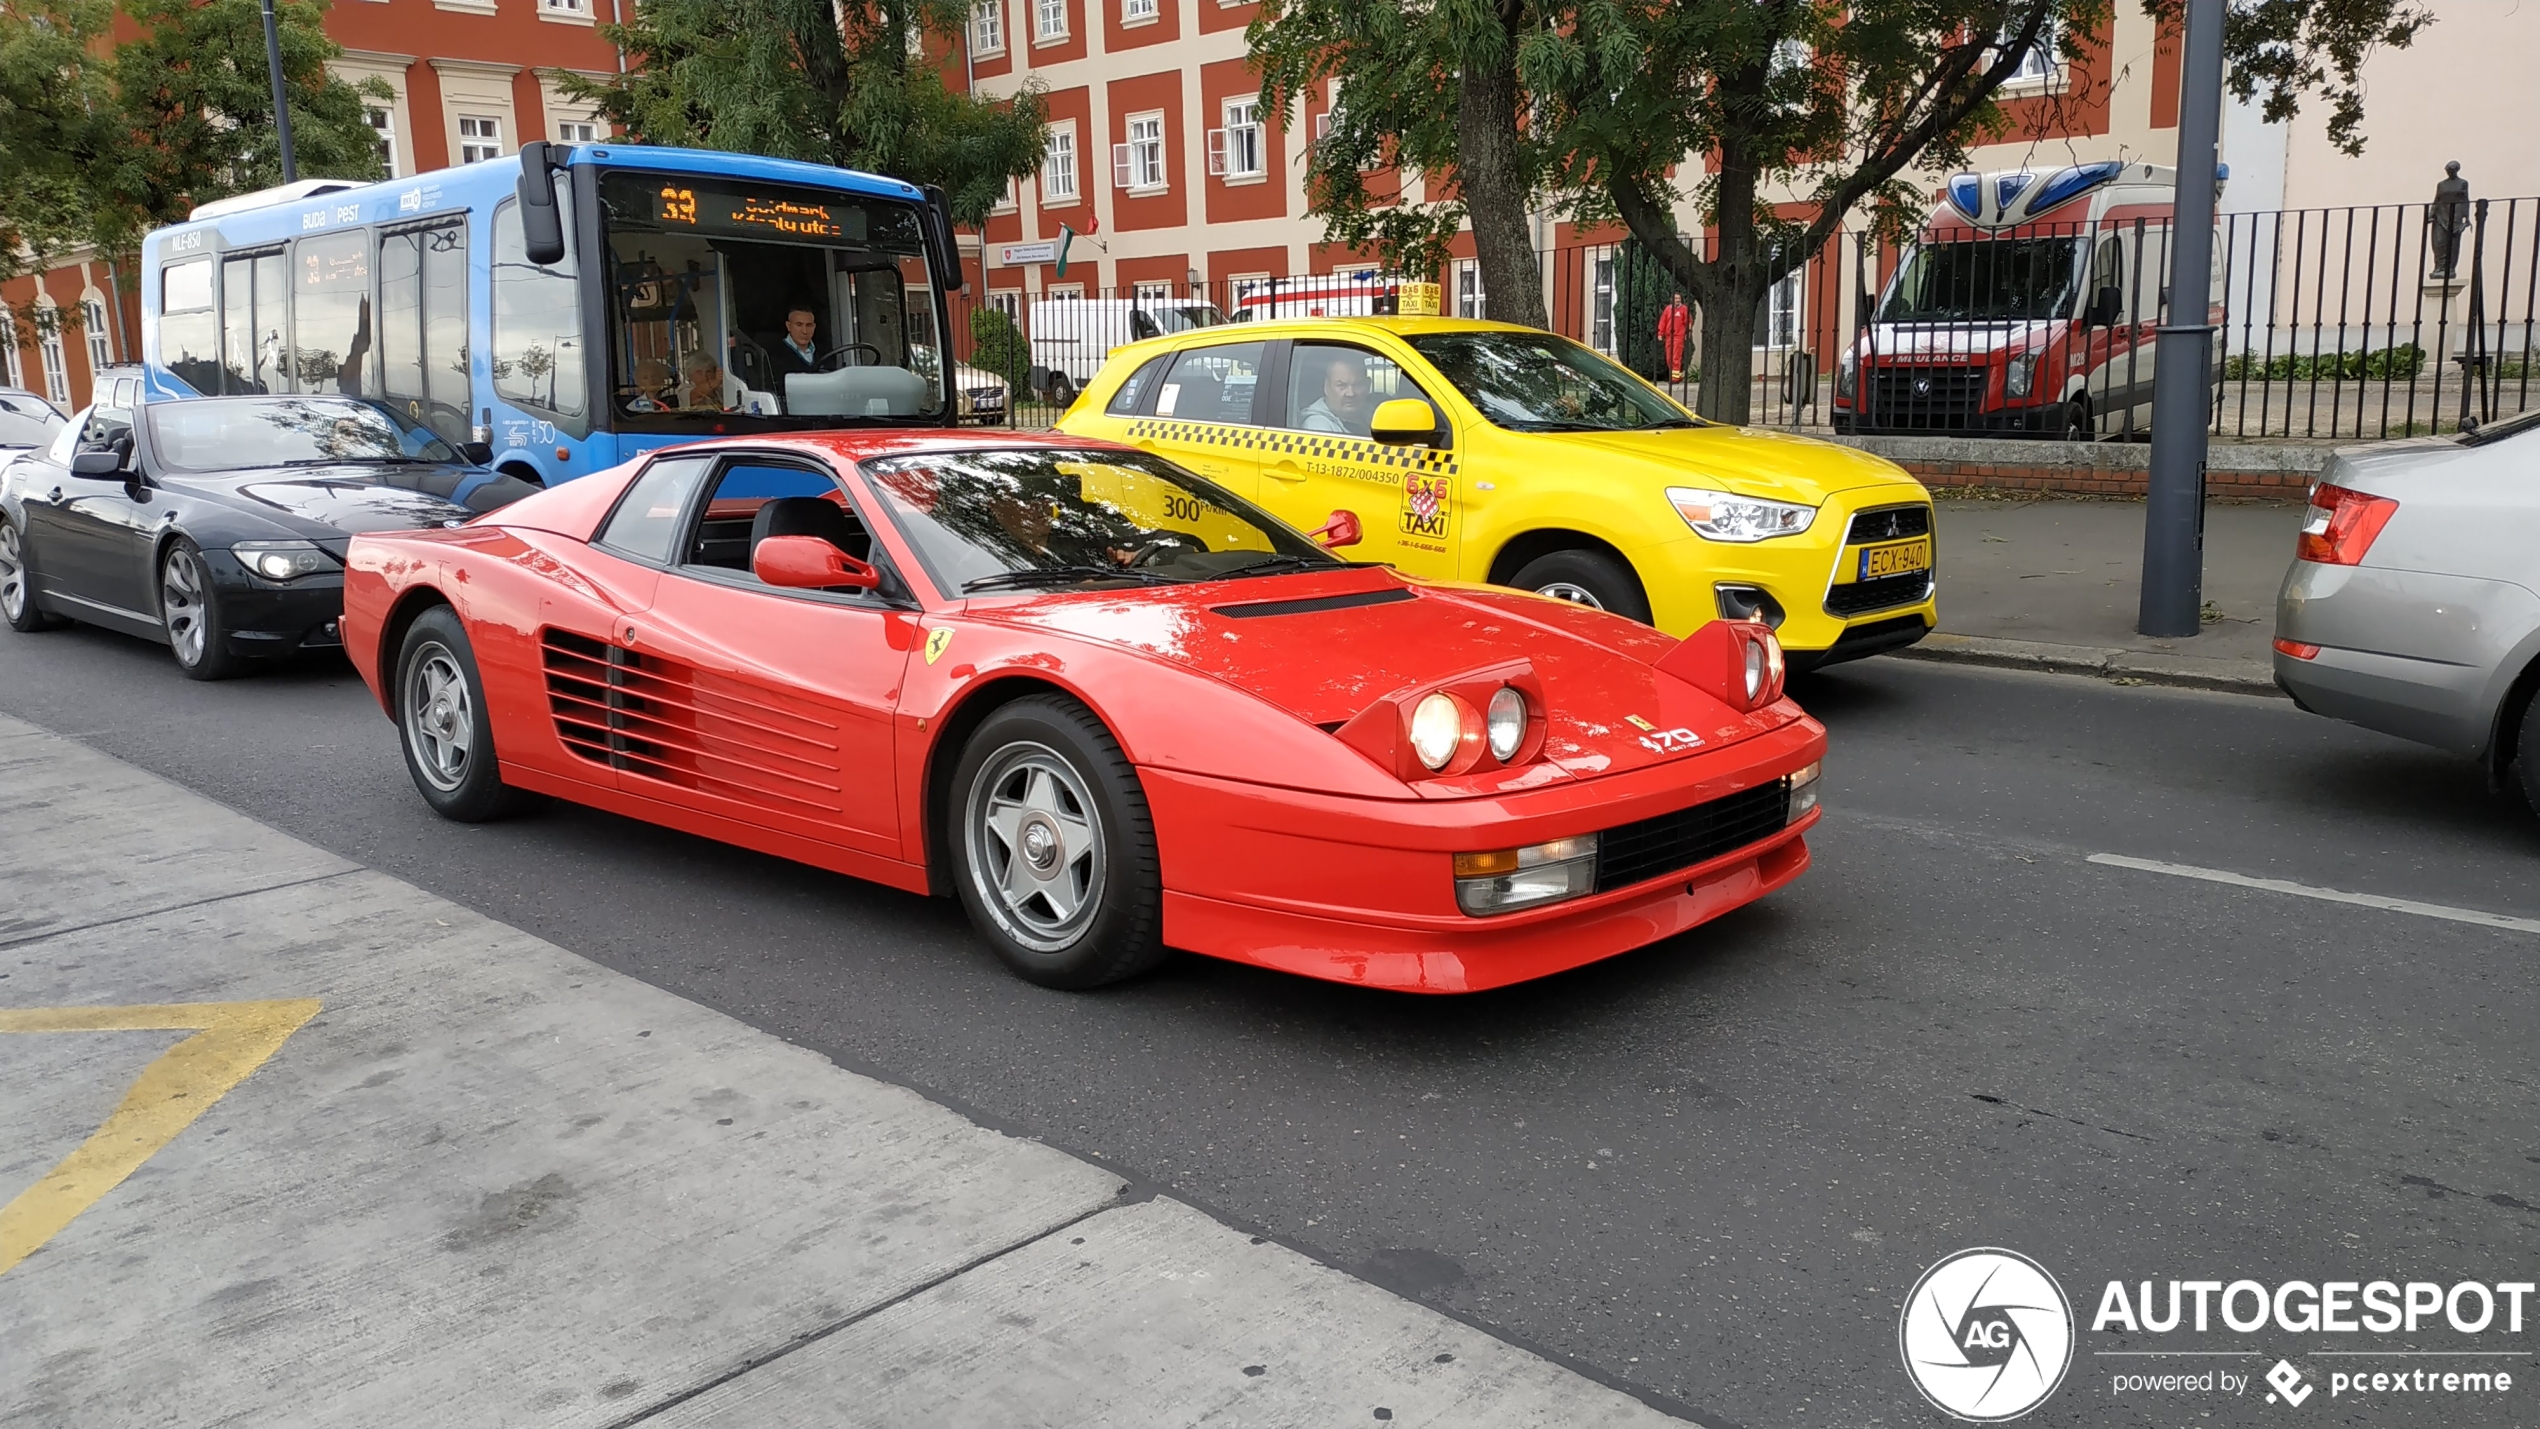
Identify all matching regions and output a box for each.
[683,460,873,577]
[597,455,713,565]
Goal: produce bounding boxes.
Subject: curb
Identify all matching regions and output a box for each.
[1892,632,2284,698]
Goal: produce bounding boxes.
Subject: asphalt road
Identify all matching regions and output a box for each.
[4,622,2536,1428]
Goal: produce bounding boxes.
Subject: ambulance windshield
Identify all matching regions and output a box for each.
[1877,237,2086,322]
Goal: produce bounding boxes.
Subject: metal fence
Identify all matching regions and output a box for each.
[950,197,2540,442]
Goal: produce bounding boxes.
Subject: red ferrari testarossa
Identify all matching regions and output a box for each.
[342,431,1825,992]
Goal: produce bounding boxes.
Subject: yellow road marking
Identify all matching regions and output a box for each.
[0,1000,321,1277]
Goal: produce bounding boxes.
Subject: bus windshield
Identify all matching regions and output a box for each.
[598,170,947,426]
[1877,237,2086,323]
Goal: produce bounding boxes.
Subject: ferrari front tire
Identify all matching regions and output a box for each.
[397,606,533,822]
[950,695,1165,989]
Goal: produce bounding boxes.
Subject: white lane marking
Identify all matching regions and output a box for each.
[2087,853,2540,936]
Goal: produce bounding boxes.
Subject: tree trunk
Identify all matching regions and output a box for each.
[1455,34,1545,329]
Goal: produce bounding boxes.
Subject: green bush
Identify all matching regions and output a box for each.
[2222,343,2425,381]
[968,306,1030,391]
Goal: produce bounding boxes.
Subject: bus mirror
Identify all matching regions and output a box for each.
[518,141,566,267]
[921,184,966,294]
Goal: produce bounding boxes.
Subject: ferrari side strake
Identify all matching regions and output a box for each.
[342,429,1826,992]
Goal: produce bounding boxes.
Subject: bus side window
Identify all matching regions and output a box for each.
[292,230,373,397]
[495,193,587,431]
[159,259,221,396]
[378,222,472,449]
[219,251,285,395]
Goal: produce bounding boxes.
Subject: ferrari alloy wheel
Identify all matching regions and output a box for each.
[1,517,61,633]
[1509,548,1653,624]
[397,606,533,822]
[950,695,1164,989]
[160,540,241,680]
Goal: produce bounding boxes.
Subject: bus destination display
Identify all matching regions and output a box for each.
[648,183,858,242]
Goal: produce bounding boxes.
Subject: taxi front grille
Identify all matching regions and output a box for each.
[1845,505,1931,544]
[1826,572,1934,617]
[1594,781,1791,893]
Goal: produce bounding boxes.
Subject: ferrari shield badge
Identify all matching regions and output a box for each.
[1624,714,1656,731]
[924,628,955,665]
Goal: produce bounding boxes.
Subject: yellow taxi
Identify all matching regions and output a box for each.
[1052,317,1937,668]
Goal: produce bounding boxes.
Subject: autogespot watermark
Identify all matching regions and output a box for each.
[1901,1251,2535,1420]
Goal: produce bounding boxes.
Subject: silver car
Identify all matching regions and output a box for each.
[2273,410,2540,811]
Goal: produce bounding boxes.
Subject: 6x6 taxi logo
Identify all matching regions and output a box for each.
[1900,1248,2077,1421]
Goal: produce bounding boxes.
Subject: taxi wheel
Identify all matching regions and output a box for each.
[1510,549,1652,624]
[950,695,1165,990]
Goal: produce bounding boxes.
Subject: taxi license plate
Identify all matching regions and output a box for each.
[1859,539,1932,581]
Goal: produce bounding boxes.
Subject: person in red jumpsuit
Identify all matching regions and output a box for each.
[1656,292,1691,383]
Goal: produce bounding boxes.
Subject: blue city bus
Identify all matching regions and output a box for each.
[138,143,968,487]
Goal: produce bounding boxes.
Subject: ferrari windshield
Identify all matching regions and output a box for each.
[860,448,1341,594]
[1877,237,2086,322]
[145,397,462,472]
[1404,332,1694,433]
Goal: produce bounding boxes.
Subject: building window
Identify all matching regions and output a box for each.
[1041,124,1078,203]
[367,105,399,177]
[2000,17,2058,85]
[1454,261,1485,320]
[0,305,21,390]
[1588,247,1618,354]
[37,321,69,406]
[1210,97,1264,180]
[82,295,112,374]
[971,0,1003,52]
[1132,280,1174,304]
[993,173,1018,211]
[1756,269,1802,350]
[557,120,598,143]
[1115,112,1165,193]
[989,290,1021,321]
[457,115,503,164]
[1121,0,1156,20]
[1034,0,1065,43]
[541,0,589,12]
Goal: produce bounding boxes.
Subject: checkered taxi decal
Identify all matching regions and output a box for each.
[1123,419,1460,541]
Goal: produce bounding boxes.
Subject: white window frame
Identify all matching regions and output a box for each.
[1454,260,1485,320]
[989,290,1022,321]
[1756,269,1803,351]
[1209,96,1265,180]
[971,0,1004,53]
[81,294,112,374]
[1034,0,1066,44]
[993,172,1018,211]
[2000,16,2059,87]
[1132,280,1175,305]
[1587,246,1619,355]
[540,0,590,12]
[1047,283,1085,302]
[556,120,598,144]
[1114,111,1166,193]
[1121,0,1157,21]
[457,114,504,164]
[367,104,399,177]
[0,305,21,390]
[1041,123,1079,204]
[36,313,69,407]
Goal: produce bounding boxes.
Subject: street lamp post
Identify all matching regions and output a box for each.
[261,0,299,183]
[2137,0,2226,637]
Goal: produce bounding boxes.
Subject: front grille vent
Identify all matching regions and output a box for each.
[540,628,842,815]
[1825,572,1934,617]
[1862,366,1988,430]
[1845,505,1932,545]
[1594,781,1790,893]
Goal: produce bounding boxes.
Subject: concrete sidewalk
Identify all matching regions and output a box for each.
[1902,496,2303,695]
[0,714,1688,1427]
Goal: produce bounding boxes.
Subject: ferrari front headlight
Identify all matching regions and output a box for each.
[1485,686,1527,762]
[1409,691,1464,771]
[1666,487,1817,543]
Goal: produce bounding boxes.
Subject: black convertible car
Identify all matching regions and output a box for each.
[0,395,534,678]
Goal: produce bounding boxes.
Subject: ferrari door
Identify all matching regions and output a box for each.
[610,454,916,859]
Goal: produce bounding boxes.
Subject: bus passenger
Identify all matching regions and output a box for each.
[682,354,731,411]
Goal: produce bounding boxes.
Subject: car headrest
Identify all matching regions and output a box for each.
[749,496,867,565]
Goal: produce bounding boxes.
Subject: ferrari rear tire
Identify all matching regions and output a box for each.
[1509,548,1653,624]
[161,539,243,680]
[1,515,63,632]
[950,695,1165,989]
[397,606,533,822]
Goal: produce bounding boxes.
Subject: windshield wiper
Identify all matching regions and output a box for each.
[961,565,1180,593]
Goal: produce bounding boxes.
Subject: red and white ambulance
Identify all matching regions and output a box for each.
[1831,160,2222,439]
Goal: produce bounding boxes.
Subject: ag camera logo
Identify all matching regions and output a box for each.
[1901,1248,2076,1421]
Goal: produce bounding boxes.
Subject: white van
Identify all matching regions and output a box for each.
[1029,297,1228,403]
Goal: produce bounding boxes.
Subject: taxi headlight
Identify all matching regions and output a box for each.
[1666,487,1817,542]
[232,539,337,582]
[1786,759,1821,824]
[1485,685,1527,762]
[1410,691,1464,771]
[1453,835,1599,915]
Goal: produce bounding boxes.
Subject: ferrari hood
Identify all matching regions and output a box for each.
[1550,423,1925,506]
[977,572,1797,783]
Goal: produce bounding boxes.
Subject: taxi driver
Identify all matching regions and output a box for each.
[1300,351,1374,435]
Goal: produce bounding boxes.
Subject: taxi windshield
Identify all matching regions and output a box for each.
[1404,332,1696,433]
[860,448,1341,595]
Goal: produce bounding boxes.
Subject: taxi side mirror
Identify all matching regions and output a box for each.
[1309,509,1363,550]
[1369,398,1442,447]
[754,535,881,591]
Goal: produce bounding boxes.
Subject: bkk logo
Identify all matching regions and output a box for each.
[1900,1248,2077,1421]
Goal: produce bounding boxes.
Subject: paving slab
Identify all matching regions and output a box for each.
[0,712,1693,1427]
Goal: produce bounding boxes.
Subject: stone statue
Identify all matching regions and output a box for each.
[2428,161,2472,279]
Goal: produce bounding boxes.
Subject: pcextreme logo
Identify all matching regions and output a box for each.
[1900,1248,2077,1422]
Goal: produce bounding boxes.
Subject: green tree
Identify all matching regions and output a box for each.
[0,0,129,286]
[1257,0,2433,422]
[969,305,1029,392]
[561,0,1046,227]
